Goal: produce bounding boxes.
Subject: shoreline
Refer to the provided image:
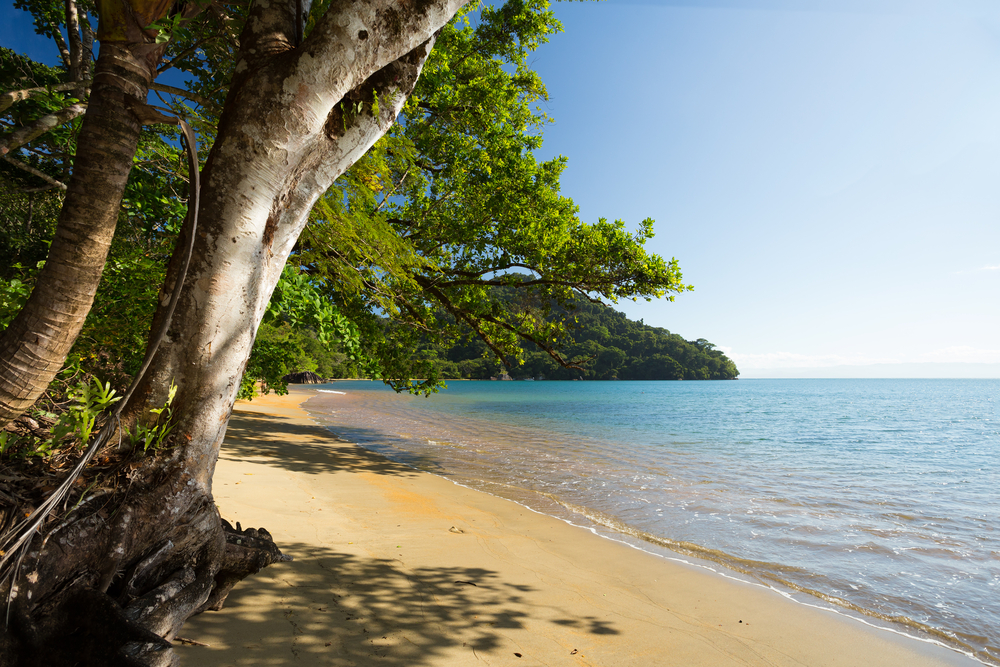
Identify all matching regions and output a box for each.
[313,384,979,658]
[176,388,978,666]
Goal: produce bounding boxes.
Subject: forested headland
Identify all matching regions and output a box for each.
[425,298,740,381]
[276,296,739,382]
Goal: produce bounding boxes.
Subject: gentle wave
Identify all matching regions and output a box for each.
[541,491,984,660]
[303,379,1000,665]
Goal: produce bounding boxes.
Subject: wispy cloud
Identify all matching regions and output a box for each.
[718,349,894,369]
[916,346,1000,364]
[720,346,1000,369]
[956,264,1000,274]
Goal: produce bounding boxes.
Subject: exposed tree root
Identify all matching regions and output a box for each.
[0,456,288,666]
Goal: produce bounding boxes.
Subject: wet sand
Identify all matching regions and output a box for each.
[175,388,976,666]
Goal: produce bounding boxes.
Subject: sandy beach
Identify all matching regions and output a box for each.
[175,388,975,666]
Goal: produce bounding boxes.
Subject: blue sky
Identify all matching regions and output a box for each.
[4,0,998,375]
[530,0,1000,374]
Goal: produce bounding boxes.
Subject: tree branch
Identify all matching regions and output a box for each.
[149,83,211,107]
[475,309,584,369]
[1,155,67,190]
[49,20,72,69]
[65,0,84,82]
[0,82,90,114]
[426,268,630,303]
[276,0,470,125]
[374,168,410,212]
[208,2,241,51]
[0,104,87,155]
[80,14,95,82]
[412,274,583,371]
[156,36,213,75]
[409,267,599,371]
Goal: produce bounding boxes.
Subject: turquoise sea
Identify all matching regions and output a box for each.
[303,379,999,664]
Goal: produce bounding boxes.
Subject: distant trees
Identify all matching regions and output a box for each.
[401,295,739,381]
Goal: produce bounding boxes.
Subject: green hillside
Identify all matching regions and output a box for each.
[416,299,739,381]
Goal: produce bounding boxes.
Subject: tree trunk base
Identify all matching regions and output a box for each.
[0,461,289,667]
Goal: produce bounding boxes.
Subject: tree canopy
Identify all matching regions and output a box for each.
[3,0,695,400]
[259,0,692,393]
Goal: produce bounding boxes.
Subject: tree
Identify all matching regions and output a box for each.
[0,0,469,663]
[0,1,692,664]
[0,0,165,423]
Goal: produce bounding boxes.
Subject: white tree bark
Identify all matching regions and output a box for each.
[129,0,468,485]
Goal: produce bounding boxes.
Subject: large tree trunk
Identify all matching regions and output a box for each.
[0,1,466,664]
[128,0,463,478]
[0,42,157,426]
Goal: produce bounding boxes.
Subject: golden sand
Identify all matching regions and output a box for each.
[176,388,973,666]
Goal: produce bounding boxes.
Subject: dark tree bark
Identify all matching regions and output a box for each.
[0,40,159,425]
[0,1,467,664]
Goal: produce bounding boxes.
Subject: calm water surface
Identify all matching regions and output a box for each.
[303,379,1000,664]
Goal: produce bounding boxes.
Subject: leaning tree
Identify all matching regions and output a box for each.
[0,0,469,663]
[0,0,693,663]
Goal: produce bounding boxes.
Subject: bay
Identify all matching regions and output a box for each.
[303,378,1000,664]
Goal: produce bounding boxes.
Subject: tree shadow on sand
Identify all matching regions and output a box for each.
[177,542,619,665]
[220,411,433,479]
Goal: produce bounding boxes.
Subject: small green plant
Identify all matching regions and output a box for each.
[130,381,177,452]
[20,377,123,458]
[146,13,184,44]
[63,378,121,448]
[0,432,14,455]
[0,262,42,330]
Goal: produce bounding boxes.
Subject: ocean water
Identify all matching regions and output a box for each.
[303,379,1000,663]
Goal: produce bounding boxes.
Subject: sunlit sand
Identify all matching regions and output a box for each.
[176,388,973,666]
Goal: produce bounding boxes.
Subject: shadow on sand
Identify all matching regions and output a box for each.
[220,410,428,479]
[178,542,618,665]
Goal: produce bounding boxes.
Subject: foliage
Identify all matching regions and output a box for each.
[10,0,92,50]
[0,432,13,455]
[1,10,192,390]
[389,289,740,381]
[298,0,692,395]
[1,374,120,459]
[69,224,173,388]
[0,263,41,330]
[239,327,298,400]
[0,47,71,268]
[3,0,711,405]
[516,300,739,380]
[59,376,120,448]
[130,380,176,452]
[238,266,373,399]
[265,265,364,354]
[0,46,81,188]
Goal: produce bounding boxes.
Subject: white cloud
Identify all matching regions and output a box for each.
[956,264,1000,274]
[915,346,1000,364]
